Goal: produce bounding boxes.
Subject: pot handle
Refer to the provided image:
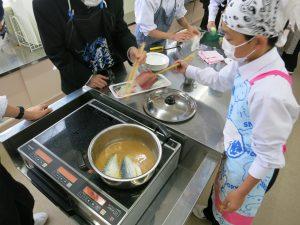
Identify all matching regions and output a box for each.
[153,123,171,144]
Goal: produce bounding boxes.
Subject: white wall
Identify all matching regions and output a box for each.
[10,0,41,45]
[2,0,11,6]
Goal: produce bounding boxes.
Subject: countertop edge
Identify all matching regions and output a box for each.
[161,153,219,225]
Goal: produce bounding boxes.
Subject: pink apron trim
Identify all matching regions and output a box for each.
[282,144,287,153]
[249,70,292,86]
[250,70,290,154]
[214,188,254,225]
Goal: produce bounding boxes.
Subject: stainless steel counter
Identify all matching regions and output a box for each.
[104,41,230,154]
[0,40,229,225]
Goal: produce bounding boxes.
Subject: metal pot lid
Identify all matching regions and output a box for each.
[143,88,197,123]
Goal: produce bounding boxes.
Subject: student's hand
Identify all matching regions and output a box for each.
[24,104,52,121]
[174,60,189,74]
[87,75,109,89]
[129,47,147,64]
[207,21,217,31]
[170,31,193,42]
[221,190,246,213]
[188,25,200,36]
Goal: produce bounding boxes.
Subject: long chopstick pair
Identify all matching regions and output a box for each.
[125,43,146,95]
[155,53,195,75]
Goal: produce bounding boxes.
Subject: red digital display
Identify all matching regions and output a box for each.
[57,167,78,183]
[35,149,53,164]
[83,186,106,206]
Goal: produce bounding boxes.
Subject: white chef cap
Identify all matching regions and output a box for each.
[223,0,300,37]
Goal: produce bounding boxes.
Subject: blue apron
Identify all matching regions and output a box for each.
[135,0,177,49]
[211,72,279,225]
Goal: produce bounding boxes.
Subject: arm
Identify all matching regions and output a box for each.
[176,1,199,35]
[248,83,299,180]
[175,0,189,29]
[1,96,52,121]
[135,0,158,37]
[184,61,237,92]
[177,17,200,36]
[177,17,192,30]
[222,175,260,212]
[148,29,173,40]
[135,0,191,41]
[135,0,173,40]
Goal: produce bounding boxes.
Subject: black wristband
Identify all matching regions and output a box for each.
[15,106,25,119]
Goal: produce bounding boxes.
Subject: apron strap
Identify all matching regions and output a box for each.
[100,0,107,9]
[155,0,177,18]
[154,0,164,21]
[174,0,177,11]
[249,70,292,86]
[67,0,74,20]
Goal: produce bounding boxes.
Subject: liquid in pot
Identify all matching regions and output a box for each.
[94,140,156,179]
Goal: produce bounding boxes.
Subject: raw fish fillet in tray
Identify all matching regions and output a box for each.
[109,74,171,99]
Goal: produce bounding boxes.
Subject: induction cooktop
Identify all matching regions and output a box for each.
[18,100,181,225]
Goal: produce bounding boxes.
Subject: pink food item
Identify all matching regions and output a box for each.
[198,50,224,64]
[135,71,158,90]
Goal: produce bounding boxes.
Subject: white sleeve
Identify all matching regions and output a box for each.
[248,79,300,179]
[175,0,187,19]
[208,0,224,22]
[134,0,158,36]
[185,62,237,92]
[0,96,8,119]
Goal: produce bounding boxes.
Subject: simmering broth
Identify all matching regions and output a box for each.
[95,140,156,177]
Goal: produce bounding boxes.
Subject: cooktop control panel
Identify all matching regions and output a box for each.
[19,141,126,225]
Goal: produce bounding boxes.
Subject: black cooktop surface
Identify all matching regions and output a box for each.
[34,101,173,209]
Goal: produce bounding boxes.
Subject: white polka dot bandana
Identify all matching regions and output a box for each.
[223,0,287,37]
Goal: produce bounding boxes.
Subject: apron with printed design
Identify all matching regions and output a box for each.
[66,0,115,73]
[135,0,177,49]
[212,70,292,225]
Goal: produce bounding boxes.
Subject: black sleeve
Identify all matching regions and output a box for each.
[33,0,92,91]
[0,0,4,21]
[111,0,137,60]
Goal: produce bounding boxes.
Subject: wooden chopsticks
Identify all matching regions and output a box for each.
[155,53,195,75]
[124,50,194,97]
[125,43,146,95]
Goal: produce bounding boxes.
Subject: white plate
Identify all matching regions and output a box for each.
[109,74,171,99]
[146,52,169,72]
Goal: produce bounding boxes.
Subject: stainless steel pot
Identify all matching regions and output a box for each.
[88,124,162,189]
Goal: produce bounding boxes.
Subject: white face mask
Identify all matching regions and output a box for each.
[81,0,102,7]
[222,37,256,63]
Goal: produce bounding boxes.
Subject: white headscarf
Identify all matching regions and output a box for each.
[223,0,300,37]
